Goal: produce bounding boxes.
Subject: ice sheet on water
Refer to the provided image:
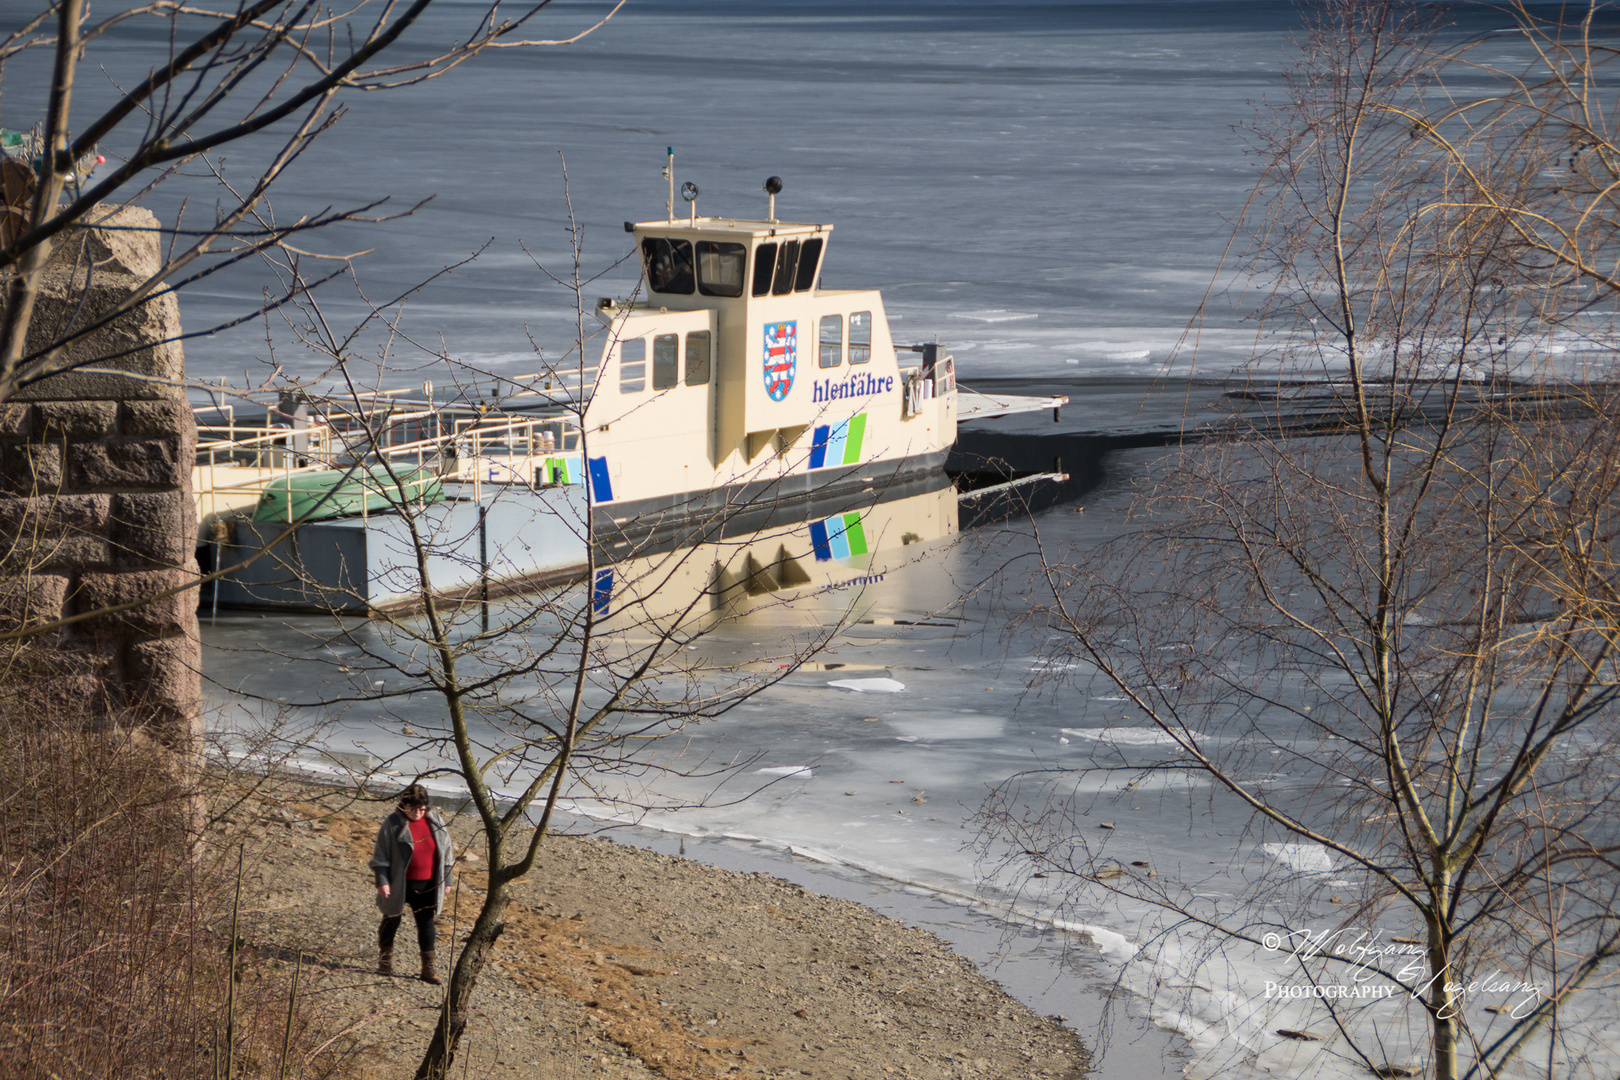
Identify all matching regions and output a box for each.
[756,766,813,778]
[1061,726,1181,746]
[787,845,841,864]
[947,309,1040,323]
[827,677,906,693]
[1072,340,1155,361]
[888,714,1007,740]
[1047,919,1143,964]
[1263,842,1334,874]
[1026,657,1099,674]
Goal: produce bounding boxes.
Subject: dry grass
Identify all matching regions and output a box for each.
[0,714,350,1080]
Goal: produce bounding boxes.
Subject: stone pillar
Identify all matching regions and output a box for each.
[0,204,199,747]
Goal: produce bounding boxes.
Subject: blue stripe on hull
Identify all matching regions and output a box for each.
[809,425,830,469]
[587,456,614,503]
[825,515,852,560]
[809,519,831,560]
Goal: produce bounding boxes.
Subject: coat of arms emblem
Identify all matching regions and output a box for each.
[763,321,796,401]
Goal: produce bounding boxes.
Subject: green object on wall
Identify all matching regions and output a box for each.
[252,464,444,523]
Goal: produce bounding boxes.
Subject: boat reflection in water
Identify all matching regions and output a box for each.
[588,474,958,632]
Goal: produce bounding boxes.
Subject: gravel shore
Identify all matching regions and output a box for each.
[224,776,1090,1080]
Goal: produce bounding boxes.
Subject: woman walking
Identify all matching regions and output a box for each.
[369,784,453,984]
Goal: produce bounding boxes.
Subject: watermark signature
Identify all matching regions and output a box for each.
[1259,927,1545,1019]
[1266,982,1397,1000]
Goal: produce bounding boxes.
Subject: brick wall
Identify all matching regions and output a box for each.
[0,204,200,746]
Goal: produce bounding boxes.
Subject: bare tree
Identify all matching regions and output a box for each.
[0,0,622,404]
[978,4,1620,1080]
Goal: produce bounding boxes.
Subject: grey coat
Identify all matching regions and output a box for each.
[369,808,454,918]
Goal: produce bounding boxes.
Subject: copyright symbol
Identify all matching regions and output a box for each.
[1262,933,1281,951]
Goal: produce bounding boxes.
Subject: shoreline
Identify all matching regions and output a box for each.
[228,773,1092,1079]
[623,823,1188,1080]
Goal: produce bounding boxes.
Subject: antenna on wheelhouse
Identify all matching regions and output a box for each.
[664,147,675,223]
[764,175,783,222]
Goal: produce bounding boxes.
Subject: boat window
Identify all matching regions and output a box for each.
[652,333,679,390]
[818,315,842,369]
[752,243,777,297]
[849,312,872,364]
[794,237,824,292]
[685,330,711,386]
[620,337,646,393]
[696,241,746,297]
[771,239,800,296]
[642,237,695,294]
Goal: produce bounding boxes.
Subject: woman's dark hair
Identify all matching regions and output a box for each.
[398,783,430,810]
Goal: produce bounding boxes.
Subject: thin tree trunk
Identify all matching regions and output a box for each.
[1428,903,1458,1080]
[0,0,81,399]
[413,886,509,1080]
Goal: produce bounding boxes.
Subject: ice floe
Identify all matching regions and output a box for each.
[828,677,907,693]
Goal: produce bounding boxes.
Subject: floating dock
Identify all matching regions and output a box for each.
[191,379,1062,617]
[195,390,593,615]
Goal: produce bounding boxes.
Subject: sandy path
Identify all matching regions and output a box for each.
[224,777,1088,1080]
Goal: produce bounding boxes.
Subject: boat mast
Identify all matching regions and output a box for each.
[664,147,675,223]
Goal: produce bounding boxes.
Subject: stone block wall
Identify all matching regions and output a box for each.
[0,204,199,745]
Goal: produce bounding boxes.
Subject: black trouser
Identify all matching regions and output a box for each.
[379,879,437,954]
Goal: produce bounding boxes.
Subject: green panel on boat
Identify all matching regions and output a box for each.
[252,465,445,523]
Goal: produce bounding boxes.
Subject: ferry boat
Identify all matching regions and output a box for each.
[579,184,957,543]
[198,175,1064,614]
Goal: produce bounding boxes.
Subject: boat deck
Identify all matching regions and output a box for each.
[956,386,1070,423]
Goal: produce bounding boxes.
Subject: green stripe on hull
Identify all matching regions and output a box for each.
[842,512,869,556]
[843,413,867,465]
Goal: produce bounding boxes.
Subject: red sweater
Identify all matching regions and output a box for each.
[407,816,436,881]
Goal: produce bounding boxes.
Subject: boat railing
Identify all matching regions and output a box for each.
[194,409,586,530]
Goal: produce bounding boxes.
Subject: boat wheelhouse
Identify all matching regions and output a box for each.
[580,208,957,537]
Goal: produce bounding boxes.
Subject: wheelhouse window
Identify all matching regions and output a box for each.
[794,237,824,292]
[818,315,842,368]
[752,243,777,297]
[619,338,646,393]
[771,240,800,296]
[849,311,872,364]
[685,330,711,386]
[696,241,746,297]
[642,237,695,294]
[652,334,679,390]
[751,237,823,297]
